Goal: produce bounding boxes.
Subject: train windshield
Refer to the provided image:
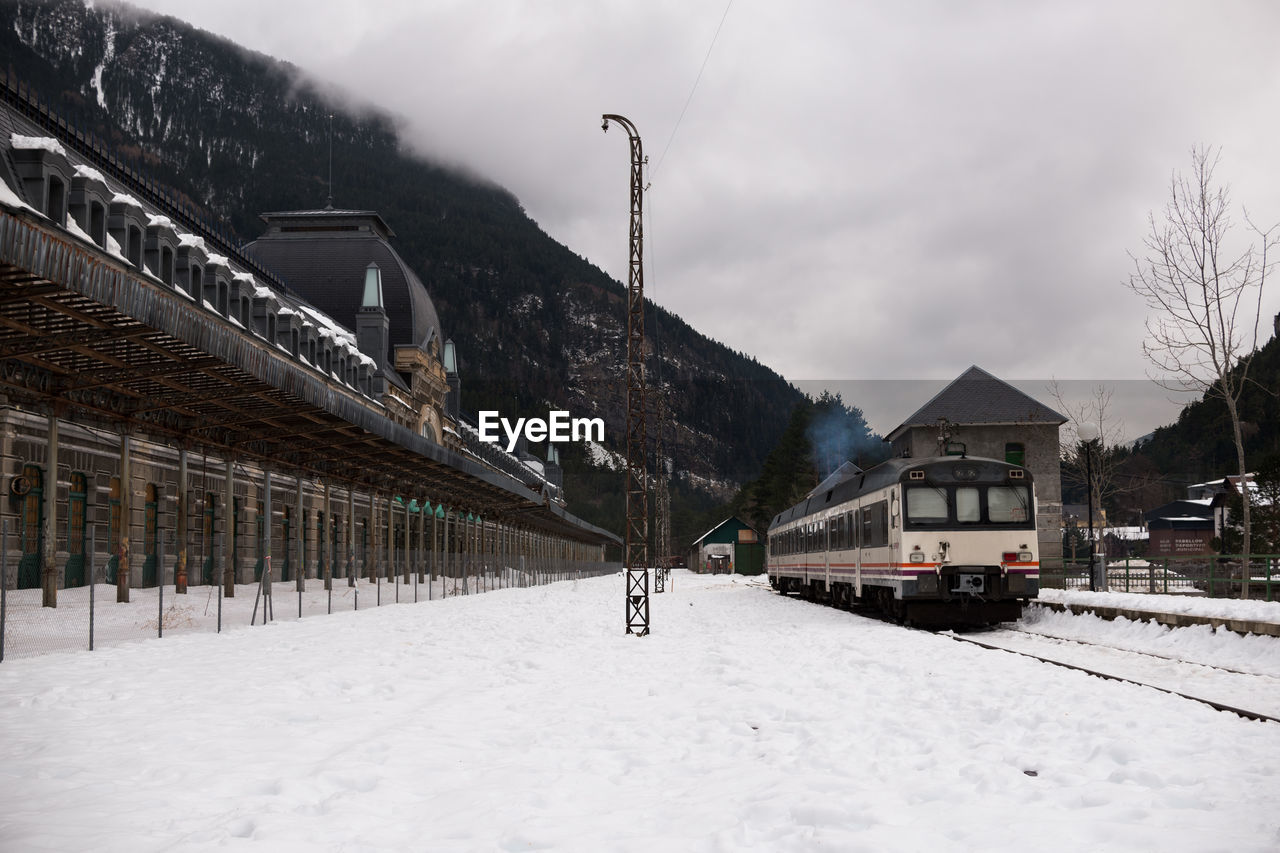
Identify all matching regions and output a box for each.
[905,485,1032,528]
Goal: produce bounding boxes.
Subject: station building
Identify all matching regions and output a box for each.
[0,74,616,604]
[885,366,1067,564]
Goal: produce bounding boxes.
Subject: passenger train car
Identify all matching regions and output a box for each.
[767,456,1039,626]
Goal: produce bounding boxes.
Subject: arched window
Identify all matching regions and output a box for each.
[89,201,106,245]
[47,175,66,223]
[161,246,175,285]
[127,225,143,267]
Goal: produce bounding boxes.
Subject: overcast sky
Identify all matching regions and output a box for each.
[123,0,1280,437]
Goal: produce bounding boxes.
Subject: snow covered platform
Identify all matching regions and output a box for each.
[1037,589,1280,638]
[1,571,1277,851]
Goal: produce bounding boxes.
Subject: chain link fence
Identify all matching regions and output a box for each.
[0,519,620,662]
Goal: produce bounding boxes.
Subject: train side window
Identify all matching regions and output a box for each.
[861,507,872,546]
[956,487,981,523]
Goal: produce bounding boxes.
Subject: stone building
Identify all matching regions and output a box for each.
[885,366,1067,564]
[0,75,614,603]
[244,208,451,446]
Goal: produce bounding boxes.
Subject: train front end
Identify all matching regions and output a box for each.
[897,457,1039,625]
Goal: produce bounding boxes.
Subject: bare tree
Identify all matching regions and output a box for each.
[1126,146,1278,596]
[1052,382,1123,502]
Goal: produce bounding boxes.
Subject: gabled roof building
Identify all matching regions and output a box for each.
[886,366,1068,563]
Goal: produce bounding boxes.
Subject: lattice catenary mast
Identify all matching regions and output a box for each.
[602,114,649,635]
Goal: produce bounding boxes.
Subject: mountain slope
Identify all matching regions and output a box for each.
[1,0,852,539]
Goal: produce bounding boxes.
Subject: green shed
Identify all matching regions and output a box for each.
[689,516,766,575]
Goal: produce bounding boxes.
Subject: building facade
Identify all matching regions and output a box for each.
[885,366,1067,564]
[0,74,615,604]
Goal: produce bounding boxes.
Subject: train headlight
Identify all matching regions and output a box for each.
[1018,551,1033,562]
[909,551,925,563]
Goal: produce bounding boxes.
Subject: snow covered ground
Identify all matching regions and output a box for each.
[1,572,1278,852]
[1041,586,1280,622]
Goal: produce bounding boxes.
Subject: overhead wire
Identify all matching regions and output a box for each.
[652,0,734,180]
[645,1,734,547]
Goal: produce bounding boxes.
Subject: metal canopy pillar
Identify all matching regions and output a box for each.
[602,113,649,636]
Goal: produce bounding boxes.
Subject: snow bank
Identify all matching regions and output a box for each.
[1042,587,1280,622]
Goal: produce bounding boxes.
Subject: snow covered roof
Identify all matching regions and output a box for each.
[10,134,66,156]
[690,516,759,547]
[73,164,108,185]
[178,233,207,251]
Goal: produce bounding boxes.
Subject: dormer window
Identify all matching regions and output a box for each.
[363,263,383,309]
[10,136,73,226]
[47,175,66,223]
[443,339,457,374]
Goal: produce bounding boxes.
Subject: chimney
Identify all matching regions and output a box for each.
[356,263,389,395]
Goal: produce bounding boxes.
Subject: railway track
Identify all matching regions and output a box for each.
[1004,625,1262,677]
[768,584,1280,723]
[945,631,1280,724]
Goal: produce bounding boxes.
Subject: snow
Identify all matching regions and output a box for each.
[146,213,174,230]
[1020,602,1280,679]
[1042,587,1280,622]
[0,177,38,213]
[1,572,1277,851]
[104,231,126,261]
[111,191,143,209]
[205,253,230,267]
[62,213,94,244]
[9,134,66,156]
[585,439,625,471]
[73,164,108,185]
[178,232,207,251]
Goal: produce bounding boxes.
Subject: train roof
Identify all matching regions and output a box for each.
[769,455,1032,530]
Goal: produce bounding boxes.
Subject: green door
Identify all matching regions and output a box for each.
[64,472,87,586]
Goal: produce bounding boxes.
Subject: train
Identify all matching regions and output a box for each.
[767,455,1039,626]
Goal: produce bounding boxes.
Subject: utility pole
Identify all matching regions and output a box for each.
[602,113,649,635]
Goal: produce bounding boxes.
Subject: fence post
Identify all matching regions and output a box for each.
[1,519,7,662]
[216,532,223,633]
[158,534,166,638]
